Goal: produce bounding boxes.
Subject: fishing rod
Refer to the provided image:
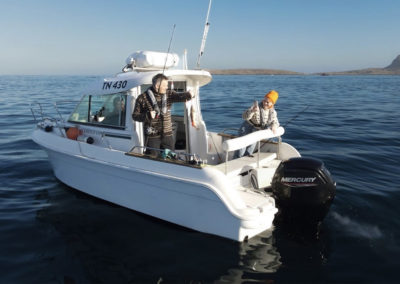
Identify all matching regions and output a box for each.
[196,0,212,69]
[257,105,310,153]
[163,24,176,73]
[283,105,310,128]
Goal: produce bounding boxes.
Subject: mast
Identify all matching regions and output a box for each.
[196,0,212,69]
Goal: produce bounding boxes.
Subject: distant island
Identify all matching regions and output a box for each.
[208,54,400,75]
[208,68,303,75]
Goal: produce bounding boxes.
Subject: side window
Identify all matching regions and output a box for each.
[171,103,184,116]
[169,81,187,117]
[101,94,126,127]
[91,95,107,122]
[169,81,186,92]
[68,93,127,128]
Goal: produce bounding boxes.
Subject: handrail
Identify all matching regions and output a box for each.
[101,133,114,150]
[30,100,78,123]
[54,100,79,121]
[222,127,284,152]
[221,127,284,174]
[30,101,72,138]
[29,101,44,122]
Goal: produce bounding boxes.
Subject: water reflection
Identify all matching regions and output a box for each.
[37,184,282,283]
[218,230,281,283]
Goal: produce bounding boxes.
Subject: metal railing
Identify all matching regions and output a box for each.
[30,100,78,123]
[221,127,284,174]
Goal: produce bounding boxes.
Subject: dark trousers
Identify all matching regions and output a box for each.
[146,135,174,156]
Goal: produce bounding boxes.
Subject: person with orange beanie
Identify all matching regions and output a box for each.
[234,90,280,158]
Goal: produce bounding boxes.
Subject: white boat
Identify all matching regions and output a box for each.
[31,51,335,241]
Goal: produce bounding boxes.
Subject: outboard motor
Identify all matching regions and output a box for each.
[271,157,336,225]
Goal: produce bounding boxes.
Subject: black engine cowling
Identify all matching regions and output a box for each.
[271,157,336,224]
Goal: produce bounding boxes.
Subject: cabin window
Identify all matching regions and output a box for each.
[170,81,187,117]
[169,81,187,150]
[139,81,187,94]
[169,81,187,92]
[171,102,184,116]
[68,93,127,128]
[68,95,90,123]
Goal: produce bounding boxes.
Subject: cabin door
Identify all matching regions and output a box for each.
[185,85,208,160]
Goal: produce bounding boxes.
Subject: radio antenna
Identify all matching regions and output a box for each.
[196,0,212,69]
[163,24,176,73]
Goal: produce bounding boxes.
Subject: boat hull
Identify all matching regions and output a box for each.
[33,130,276,241]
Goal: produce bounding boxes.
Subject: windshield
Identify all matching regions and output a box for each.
[68,92,127,128]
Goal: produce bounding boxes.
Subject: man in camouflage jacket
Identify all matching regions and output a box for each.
[132,73,192,154]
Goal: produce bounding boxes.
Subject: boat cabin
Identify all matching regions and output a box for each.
[32,50,293,175]
[65,51,213,164]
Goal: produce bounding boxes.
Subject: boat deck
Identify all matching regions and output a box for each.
[212,152,278,176]
[238,189,274,209]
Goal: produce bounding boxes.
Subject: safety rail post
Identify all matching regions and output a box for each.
[29,102,44,122]
[257,140,260,168]
[53,102,65,122]
[277,136,282,159]
[225,152,229,174]
[101,133,112,149]
[30,107,37,123]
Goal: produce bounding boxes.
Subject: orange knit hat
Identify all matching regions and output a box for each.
[265,90,279,104]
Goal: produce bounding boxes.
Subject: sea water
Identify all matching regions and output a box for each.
[0,75,399,283]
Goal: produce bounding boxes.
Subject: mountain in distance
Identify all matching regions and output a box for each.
[386,54,400,70]
[315,54,400,75]
[208,55,400,75]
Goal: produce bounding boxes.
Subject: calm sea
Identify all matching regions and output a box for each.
[0,74,399,283]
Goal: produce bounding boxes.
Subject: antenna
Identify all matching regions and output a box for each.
[196,0,212,69]
[183,49,188,70]
[163,24,176,73]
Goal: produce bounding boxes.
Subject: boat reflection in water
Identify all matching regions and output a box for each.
[219,230,282,282]
[36,185,281,282]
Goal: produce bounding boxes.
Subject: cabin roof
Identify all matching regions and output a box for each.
[85,69,212,96]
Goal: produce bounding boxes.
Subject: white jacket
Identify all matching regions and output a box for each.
[242,102,279,130]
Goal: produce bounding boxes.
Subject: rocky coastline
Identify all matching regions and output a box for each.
[208,55,400,75]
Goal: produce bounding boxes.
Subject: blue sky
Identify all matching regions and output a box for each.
[1,0,399,75]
